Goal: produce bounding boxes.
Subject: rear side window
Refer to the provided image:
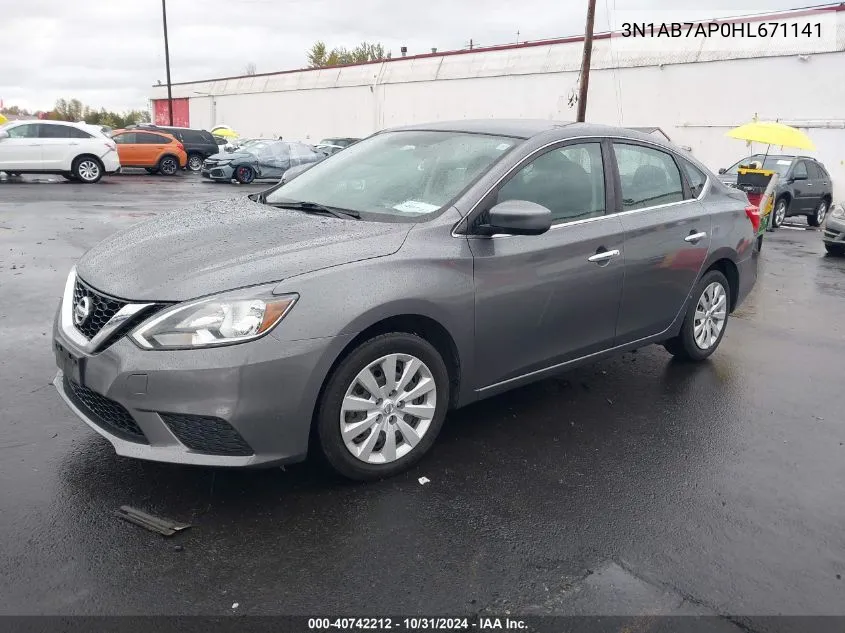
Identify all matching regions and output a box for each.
[613,143,684,210]
[805,162,822,179]
[137,132,168,144]
[68,127,93,138]
[38,124,72,138]
[680,159,707,198]
[496,142,606,224]
[181,130,207,143]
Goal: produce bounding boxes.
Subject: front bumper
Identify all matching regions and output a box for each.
[822,213,845,244]
[52,297,334,467]
[201,163,234,181]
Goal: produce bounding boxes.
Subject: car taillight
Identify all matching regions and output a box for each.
[745,205,761,232]
[105,142,116,151]
[176,142,185,152]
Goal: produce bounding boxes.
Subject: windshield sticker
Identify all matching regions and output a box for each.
[776,160,792,165]
[393,200,440,214]
[496,143,512,151]
[400,145,416,151]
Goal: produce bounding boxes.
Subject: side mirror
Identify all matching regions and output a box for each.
[718,167,726,174]
[792,173,807,181]
[0,130,9,140]
[480,200,552,236]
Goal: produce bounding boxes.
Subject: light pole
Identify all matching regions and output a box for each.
[193,91,216,128]
[576,0,597,122]
[161,0,174,125]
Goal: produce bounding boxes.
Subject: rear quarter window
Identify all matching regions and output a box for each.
[679,159,708,198]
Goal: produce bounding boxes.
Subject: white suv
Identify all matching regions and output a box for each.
[0,120,121,183]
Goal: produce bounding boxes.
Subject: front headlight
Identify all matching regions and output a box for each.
[830,205,845,219]
[130,288,297,350]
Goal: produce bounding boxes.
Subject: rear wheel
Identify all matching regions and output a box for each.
[234,165,255,184]
[825,243,845,257]
[771,197,788,228]
[72,157,103,184]
[316,333,450,480]
[158,156,179,176]
[187,154,204,172]
[664,270,730,362]
[807,200,829,227]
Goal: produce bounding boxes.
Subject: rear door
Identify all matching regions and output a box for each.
[470,140,626,390]
[137,132,171,167]
[0,123,42,170]
[612,142,711,344]
[804,161,824,210]
[38,123,78,170]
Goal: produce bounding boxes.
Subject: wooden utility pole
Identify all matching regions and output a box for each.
[161,0,174,125]
[576,0,597,122]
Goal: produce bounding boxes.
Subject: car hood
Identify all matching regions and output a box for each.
[76,197,412,301]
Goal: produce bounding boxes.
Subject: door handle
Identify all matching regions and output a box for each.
[587,249,621,263]
[685,232,707,243]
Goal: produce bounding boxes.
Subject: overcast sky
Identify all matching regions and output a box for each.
[0,0,811,112]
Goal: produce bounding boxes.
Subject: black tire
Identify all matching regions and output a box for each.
[664,270,731,362]
[187,153,204,172]
[71,156,103,184]
[807,199,829,227]
[158,155,179,176]
[825,243,845,257]
[316,332,450,481]
[234,165,255,184]
[7,172,21,177]
[145,167,159,174]
[61,173,77,182]
[771,197,788,228]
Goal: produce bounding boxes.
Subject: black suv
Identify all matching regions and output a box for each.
[131,125,219,172]
[718,154,834,228]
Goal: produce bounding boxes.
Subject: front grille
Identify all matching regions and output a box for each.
[161,413,254,456]
[63,376,148,443]
[73,278,127,340]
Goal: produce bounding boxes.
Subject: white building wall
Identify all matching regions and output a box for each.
[152,9,845,198]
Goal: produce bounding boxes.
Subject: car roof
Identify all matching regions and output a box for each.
[113,128,179,141]
[382,120,689,147]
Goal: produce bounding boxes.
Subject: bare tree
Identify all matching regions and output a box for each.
[244,62,257,75]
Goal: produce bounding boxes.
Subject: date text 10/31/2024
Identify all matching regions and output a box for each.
[307,617,528,630]
[621,21,822,39]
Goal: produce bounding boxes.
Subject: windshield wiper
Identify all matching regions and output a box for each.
[267,200,361,220]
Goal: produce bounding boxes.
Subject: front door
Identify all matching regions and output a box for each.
[611,142,711,344]
[789,160,813,212]
[470,141,626,390]
[0,123,42,170]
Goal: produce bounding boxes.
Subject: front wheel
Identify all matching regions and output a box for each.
[316,333,450,480]
[771,198,788,228]
[807,200,829,227]
[825,243,845,257]
[664,270,730,362]
[187,154,204,172]
[234,165,255,184]
[72,157,103,183]
[158,156,179,176]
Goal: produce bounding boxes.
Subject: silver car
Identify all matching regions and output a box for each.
[53,120,759,480]
[822,203,845,256]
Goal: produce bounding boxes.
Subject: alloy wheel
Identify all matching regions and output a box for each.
[340,353,437,464]
[774,200,787,226]
[160,158,177,175]
[77,160,100,182]
[816,202,828,225]
[693,282,727,350]
[187,155,203,171]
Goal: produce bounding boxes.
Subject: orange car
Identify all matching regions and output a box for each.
[111,129,187,175]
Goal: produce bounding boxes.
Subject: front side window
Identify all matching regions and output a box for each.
[496,142,605,224]
[680,159,707,198]
[113,132,136,144]
[7,124,38,139]
[613,143,684,210]
[265,130,516,221]
[792,161,808,179]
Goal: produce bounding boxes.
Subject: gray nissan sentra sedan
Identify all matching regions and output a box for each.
[53,120,759,480]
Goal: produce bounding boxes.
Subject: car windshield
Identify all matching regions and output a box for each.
[724,155,794,176]
[265,130,516,220]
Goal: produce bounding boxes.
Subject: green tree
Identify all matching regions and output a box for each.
[44,98,150,128]
[307,40,389,68]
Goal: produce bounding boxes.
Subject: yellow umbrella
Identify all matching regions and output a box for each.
[211,127,239,139]
[0,113,7,125]
[726,121,815,151]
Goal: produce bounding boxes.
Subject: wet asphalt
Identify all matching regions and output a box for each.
[0,172,843,625]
